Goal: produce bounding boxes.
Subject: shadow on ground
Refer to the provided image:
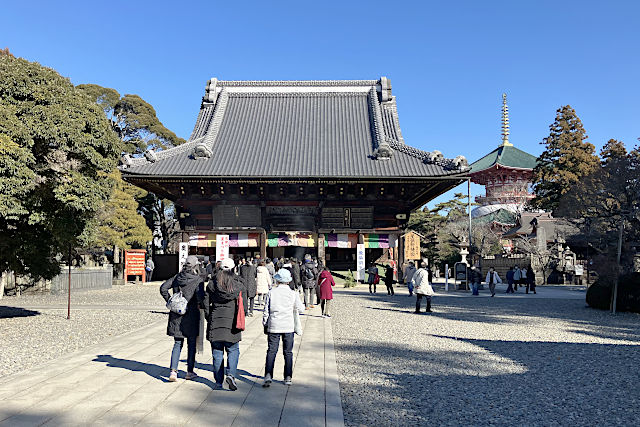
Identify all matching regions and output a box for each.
[0,306,40,318]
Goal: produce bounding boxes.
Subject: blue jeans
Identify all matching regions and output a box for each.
[471,282,479,295]
[265,332,294,379]
[170,337,196,372]
[406,282,414,295]
[211,341,239,385]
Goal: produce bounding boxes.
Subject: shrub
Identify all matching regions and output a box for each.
[343,270,357,288]
[587,272,640,312]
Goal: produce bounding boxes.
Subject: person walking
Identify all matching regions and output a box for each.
[301,258,317,309]
[513,266,521,292]
[485,267,502,297]
[384,264,395,295]
[262,269,305,387]
[203,258,247,391]
[526,266,536,294]
[256,260,272,305]
[404,261,417,296]
[413,261,434,313]
[146,256,155,282]
[159,255,203,382]
[266,258,276,281]
[505,267,515,294]
[318,267,335,318]
[520,267,528,292]
[240,259,257,316]
[367,263,378,293]
[469,266,482,296]
[290,257,301,292]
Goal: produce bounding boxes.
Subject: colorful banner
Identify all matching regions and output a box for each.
[363,234,390,248]
[189,233,259,247]
[267,233,316,247]
[216,234,229,262]
[324,234,358,248]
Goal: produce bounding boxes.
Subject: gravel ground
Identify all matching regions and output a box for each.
[0,283,166,376]
[331,283,640,426]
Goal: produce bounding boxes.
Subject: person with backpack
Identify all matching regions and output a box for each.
[159,255,204,382]
[262,269,305,387]
[203,258,248,391]
[239,258,257,316]
[301,258,317,309]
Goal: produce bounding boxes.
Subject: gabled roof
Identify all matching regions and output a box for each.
[120,78,469,180]
[469,144,538,174]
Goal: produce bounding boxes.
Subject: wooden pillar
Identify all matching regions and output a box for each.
[260,230,267,259]
[317,233,325,264]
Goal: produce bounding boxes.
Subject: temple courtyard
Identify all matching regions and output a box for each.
[1,281,639,426]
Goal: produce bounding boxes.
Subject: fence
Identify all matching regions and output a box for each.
[50,265,113,293]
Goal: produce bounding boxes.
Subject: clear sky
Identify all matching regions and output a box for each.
[3,0,639,207]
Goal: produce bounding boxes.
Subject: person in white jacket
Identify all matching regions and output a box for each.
[412,261,434,313]
[485,267,502,297]
[256,260,272,305]
[262,268,305,387]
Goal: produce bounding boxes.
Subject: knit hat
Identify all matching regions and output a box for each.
[220,258,235,271]
[273,268,292,283]
[184,255,199,268]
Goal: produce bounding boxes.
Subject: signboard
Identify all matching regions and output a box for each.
[404,231,420,260]
[216,234,230,262]
[356,243,366,281]
[178,243,189,271]
[125,249,146,282]
[575,265,584,276]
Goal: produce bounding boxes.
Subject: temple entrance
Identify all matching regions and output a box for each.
[267,246,316,260]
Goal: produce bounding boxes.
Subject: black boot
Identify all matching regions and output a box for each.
[426,298,432,312]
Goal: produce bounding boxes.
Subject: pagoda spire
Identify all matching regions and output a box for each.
[500,93,513,147]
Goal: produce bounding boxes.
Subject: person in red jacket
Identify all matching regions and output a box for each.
[318,267,335,318]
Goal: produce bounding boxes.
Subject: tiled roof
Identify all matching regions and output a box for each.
[469,145,538,174]
[121,78,469,179]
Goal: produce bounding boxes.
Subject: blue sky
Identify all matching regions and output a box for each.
[3,0,639,207]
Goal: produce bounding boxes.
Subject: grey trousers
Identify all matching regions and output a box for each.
[489,282,496,295]
[304,288,314,306]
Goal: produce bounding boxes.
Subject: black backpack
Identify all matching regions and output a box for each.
[303,266,314,280]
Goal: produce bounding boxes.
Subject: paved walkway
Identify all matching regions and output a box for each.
[0,304,344,426]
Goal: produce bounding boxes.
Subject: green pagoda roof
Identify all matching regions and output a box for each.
[469,144,538,174]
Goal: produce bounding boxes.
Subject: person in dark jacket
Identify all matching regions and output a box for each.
[159,255,204,382]
[468,266,482,296]
[239,259,257,316]
[291,258,302,291]
[301,259,318,309]
[526,266,536,294]
[203,258,248,391]
[384,264,395,295]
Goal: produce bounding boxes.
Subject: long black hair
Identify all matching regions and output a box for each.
[215,269,236,293]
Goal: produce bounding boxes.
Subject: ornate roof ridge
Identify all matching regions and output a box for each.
[216,79,379,87]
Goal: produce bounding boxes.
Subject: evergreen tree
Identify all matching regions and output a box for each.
[532,105,600,213]
[0,53,122,280]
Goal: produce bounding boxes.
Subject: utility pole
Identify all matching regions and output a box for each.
[611,219,624,314]
[67,244,72,320]
[468,178,472,247]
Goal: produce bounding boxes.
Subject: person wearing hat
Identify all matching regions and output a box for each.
[159,255,204,382]
[203,257,248,391]
[262,268,305,387]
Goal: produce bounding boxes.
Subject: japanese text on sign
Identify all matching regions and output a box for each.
[216,234,230,262]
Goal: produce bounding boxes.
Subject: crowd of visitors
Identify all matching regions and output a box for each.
[159,253,334,390]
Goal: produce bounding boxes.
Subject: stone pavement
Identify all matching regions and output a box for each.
[0,303,344,427]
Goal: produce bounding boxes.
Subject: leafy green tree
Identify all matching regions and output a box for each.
[532,105,600,213]
[77,84,184,253]
[0,53,122,280]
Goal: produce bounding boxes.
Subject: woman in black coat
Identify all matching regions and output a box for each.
[159,255,204,382]
[203,258,248,391]
[239,260,257,316]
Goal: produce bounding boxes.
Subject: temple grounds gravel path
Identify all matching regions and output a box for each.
[331,282,640,426]
[0,283,166,376]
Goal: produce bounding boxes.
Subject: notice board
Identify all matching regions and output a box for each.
[125,249,146,282]
[404,231,421,260]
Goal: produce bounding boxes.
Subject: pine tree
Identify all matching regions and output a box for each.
[532,105,600,213]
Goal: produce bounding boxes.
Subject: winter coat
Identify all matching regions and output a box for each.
[160,271,203,339]
[266,262,276,278]
[318,270,335,300]
[240,263,257,298]
[367,266,377,284]
[413,268,434,296]
[291,262,302,288]
[404,265,417,284]
[485,271,502,284]
[506,270,515,284]
[469,268,483,283]
[203,274,248,344]
[263,284,305,333]
[256,265,272,294]
[301,262,318,289]
[385,266,394,285]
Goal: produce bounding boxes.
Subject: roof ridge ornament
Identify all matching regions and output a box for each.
[374,141,393,160]
[194,142,213,159]
[500,93,513,147]
[379,77,392,102]
[144,149,157,163]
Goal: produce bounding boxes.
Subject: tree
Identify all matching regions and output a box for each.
[0,54,122,280]
[532,106,600,213]
[77,84,185,253]
[91,170,152,250]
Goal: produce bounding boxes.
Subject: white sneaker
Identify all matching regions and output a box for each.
[263,374,272,388]
[169,370,178,382]
[226,375,238,391]
[284,377,292,386]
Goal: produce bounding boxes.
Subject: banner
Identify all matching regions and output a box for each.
[356,243,366,281]
[125,249,146,282]
[216,234,230,262]
[179,243,189,271]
